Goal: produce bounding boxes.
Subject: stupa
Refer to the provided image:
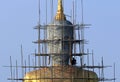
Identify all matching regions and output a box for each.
[24,0,98,82]
[6,0,116,82]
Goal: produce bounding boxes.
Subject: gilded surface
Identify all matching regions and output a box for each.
[55,0,66,20]
[24,66,98,82]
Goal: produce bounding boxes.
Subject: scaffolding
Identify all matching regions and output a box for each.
[5,0,116,82]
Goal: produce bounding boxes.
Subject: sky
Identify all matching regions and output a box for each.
[0,0,120,82]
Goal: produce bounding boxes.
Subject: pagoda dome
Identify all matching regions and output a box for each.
[52,19,73,27]
[24,66,98,82]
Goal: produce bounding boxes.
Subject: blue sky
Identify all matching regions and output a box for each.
[0,0,120,82]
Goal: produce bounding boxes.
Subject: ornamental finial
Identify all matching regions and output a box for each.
[55,0,66,20]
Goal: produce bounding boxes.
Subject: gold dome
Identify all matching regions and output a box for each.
[24,66,98,82]
[55,0,66,20]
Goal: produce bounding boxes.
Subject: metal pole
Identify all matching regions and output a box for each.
[10,56,13,82]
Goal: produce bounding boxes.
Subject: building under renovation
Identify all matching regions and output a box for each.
[6,0,116,82]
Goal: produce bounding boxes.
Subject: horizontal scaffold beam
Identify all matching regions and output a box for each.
[34,53,88,56]
[8,77,115,81]
[34,24,91,30]
[4,65,112,69]
[33,39,87,44]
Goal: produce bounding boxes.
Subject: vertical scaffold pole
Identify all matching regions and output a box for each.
[10,56,13,82]
[38,0,41,67]
[80,0,84,67]
[21,45,24,78]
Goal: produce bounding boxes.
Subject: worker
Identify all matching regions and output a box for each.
[71,58,76,65]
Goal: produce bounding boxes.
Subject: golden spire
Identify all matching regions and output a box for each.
[55,0,66,20]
